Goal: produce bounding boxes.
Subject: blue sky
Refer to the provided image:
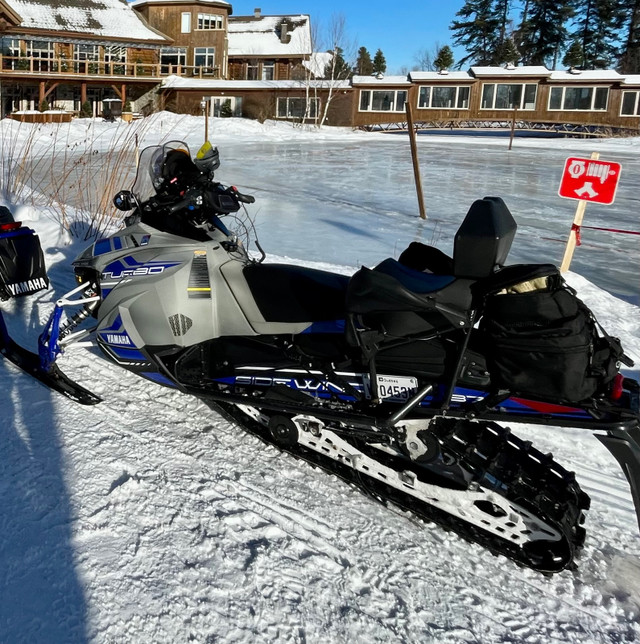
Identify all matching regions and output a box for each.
[232,1,470,74]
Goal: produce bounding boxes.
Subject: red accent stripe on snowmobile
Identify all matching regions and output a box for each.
[510,397,584,414]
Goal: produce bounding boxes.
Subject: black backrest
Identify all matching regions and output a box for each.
[453,197,517,279]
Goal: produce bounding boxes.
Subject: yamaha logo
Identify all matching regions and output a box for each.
[105,334,132,345]
[6,277,48,296]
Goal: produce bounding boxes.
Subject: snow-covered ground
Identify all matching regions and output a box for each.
[1,114,640,643]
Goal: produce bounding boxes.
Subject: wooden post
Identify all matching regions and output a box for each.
[508,106,517,150]
[405,101,426,220]
[560,151,600,273]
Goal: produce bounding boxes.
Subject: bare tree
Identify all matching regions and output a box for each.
[413,42,443,70]
[317,13,355,126]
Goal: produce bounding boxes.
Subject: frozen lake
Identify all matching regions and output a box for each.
[217,135,639,303]
[17,123,638,303]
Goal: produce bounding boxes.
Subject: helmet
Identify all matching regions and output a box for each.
[194,141,220,175]
[157,148,199,195]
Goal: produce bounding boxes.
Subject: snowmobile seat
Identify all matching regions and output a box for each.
[345,259,471,339]
[243,263,349,324]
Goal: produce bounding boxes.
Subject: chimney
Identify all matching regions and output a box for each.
[254,7,261,18]
[280,21,289,43]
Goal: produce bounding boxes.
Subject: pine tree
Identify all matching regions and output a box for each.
[372,49,387,74]
[324,47,352,79]
[433,45,455,71]
[495,36,520,65]
[450,0,501,66]
[355,46,373,75]
[493,0,512,51]
[562,39,584,68]
[220,99,233,118]
[617,0,640,72]
[517,0,574,68]
[571,0,626,69]
[79,101,93,118]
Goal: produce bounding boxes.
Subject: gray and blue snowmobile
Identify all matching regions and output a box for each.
[2,140,639,573]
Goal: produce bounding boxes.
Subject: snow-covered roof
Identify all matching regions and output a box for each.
[0,0,22,25]
[228,14,311,57]
[130,0,230,7]
[622,75,640,86]
[302,51,332,78]
[409,70,473,82]
[4,0,170,42]
[470,65,551,78]
[351,74,411,86]
[162,75,350,90]
[548,69,623,82]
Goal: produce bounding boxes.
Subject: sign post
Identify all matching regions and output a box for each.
[558,153,622,272]
[405,101,427,220]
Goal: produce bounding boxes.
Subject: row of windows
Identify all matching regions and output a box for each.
[276,97,319,119]
[358,84,640,115]
[181,12,224,33]
[159,47,216,71]
[359,89,407,112]
[1,39,126,72]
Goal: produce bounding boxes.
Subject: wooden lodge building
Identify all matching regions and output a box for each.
[0,0,639,134]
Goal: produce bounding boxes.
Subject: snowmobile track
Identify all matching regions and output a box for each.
[209,401,590,574]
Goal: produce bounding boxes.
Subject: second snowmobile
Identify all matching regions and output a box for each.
[4,140,639,573]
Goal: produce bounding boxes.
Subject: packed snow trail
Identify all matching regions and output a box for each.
[1,268,639,644]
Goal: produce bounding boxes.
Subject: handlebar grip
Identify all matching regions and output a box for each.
[236,192,255,204]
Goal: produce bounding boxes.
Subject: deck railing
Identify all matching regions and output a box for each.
[0,55,221,79]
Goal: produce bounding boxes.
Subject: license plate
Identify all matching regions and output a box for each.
[375,375,418,403]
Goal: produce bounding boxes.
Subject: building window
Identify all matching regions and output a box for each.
[160,47,187,74]
[197,13,223,30]
[26,40,54,72]
[359,89,408,112]
[1,38,22,70]
[549,86,608,111]
[181,12,192,33]
[104,46,126,75]
[621,91,640,116]
[418,86,470,109]
[247,60,259,80]
[194,47,216,72]
[74,44,99,73]
[277,97,319,119]
[262,60,275,81]
[481,83,537,110]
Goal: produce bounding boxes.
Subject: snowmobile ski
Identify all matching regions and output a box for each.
[0,309,101,405]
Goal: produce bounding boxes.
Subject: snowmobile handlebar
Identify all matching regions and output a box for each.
[234,189,255,204]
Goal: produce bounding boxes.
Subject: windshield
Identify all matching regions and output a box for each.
[131,140,191,203]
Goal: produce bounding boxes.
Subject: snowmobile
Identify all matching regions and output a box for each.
[1,140,639,574]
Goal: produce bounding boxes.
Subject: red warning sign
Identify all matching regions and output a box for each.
[558,157,622,205]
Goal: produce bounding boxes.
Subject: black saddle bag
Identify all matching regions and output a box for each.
[479,267,627,404]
